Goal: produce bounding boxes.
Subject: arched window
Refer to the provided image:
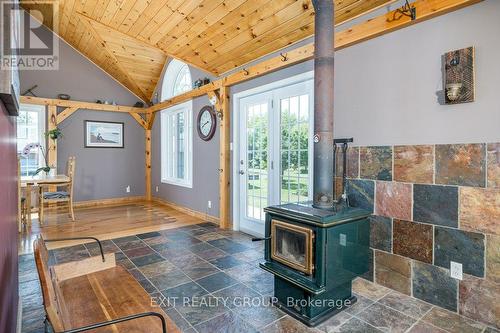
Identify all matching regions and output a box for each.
[161,59,192,100]
[160,59,193,188]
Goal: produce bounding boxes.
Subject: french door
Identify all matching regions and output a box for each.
[238,80,313,235]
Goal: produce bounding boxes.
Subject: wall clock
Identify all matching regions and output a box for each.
[197,105,217,141]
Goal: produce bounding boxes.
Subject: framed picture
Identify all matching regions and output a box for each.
[84,120,124,148]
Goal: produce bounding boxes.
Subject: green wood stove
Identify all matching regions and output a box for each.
[259,203,371,327]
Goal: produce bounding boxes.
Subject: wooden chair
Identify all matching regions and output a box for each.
[33,236,178,333]
[39,157,76,224]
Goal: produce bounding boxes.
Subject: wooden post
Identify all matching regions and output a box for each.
[145,128,152,201]
[47,105,58,206]
[47,105,58,172]
[219,86,231,229]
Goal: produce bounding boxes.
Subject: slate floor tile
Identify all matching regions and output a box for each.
[139,260,177,278]
[123,246,155,258]
[195,247,227,261]
[422,307,485,333]
[235,305,287,330]
[130,253,165,267]
[317,311,352,332]
[195,272,238,293]
[194,311,258,333]
[345,293,375,315]
[212,283,262,309]
[149,269,191,291]
[333,317,383,333]
[352,278,391,301]
[261,315,321,332]
[161,281,209,302]
[243,271,274,295]
[195,232,226,242]
[175,295,229,326]
[181,261,220,280]
[209,255,243,270]
[377,291,433,320]
[407,321,448,333]
[163,307,195,332]
[357,302,417,333]
[232,249,264,262]
[208,238,250,254]
[85,239,120,255]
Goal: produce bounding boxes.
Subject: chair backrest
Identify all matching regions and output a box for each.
[66,156,76,196]
[33,236,65,331]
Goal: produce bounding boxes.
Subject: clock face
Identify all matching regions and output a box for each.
[200,110,213,136]
[197,106,216,141]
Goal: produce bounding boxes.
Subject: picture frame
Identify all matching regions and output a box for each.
[84,120,124,148]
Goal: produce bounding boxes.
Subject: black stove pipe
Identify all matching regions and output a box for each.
[312,0,335,209]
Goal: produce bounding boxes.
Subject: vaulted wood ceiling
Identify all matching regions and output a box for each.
[21,0,396,101]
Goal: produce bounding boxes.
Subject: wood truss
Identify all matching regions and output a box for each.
[20,0,482,229]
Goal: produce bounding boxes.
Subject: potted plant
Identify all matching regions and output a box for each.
[21,142,51,175]
[45,127,62,140]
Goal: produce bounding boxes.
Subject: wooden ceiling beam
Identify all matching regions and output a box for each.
[129,112,148,129]
[148,0,482,112]
[20,96,147,113]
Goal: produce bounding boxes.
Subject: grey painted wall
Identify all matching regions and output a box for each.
[20,27,146,201]
[152,0,500,219]
[151,63,220,217]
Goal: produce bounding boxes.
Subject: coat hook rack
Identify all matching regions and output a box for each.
[280,53,288,62]
[391,0,416,21]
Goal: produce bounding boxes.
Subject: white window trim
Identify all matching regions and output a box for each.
[17,103,46,175]
[160,100,193,188]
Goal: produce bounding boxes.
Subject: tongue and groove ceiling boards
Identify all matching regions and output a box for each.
[20,0,397,101]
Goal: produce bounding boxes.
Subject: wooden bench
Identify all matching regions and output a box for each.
[33,236,180,333]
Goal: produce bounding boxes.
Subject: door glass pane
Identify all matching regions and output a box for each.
[246,103,268,221]
[280,94,310,204]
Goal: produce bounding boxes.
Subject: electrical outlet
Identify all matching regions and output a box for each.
[450,261,463,280]
[339,234,346,246]
[155,186,159,192]
[208,200,212,209]
[126,185,130,193]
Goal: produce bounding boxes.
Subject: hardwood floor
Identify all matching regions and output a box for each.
[19,201,211,254]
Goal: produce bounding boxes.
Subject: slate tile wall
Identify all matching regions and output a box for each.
[342,142,499,328]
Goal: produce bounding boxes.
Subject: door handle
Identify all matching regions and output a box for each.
[239,170,245,175]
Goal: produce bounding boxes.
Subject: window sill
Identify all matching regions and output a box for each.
[160,178,193,189]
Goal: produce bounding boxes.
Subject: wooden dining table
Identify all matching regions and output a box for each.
[21,174,71,226]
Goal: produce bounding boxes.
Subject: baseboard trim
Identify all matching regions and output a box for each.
[152,196,219,224]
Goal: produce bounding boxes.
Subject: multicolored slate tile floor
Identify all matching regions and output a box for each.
[19,222,498,333]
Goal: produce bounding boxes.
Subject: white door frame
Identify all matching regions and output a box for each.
[232,71,314,235]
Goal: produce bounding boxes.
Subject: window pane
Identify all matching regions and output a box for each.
[17,109,43,176]
[173,65,192,96]
[176,112,185,179]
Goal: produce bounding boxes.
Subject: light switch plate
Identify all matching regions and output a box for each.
[450,261,463,280]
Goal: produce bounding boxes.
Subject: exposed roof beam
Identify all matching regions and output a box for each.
[20,96,147,113]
